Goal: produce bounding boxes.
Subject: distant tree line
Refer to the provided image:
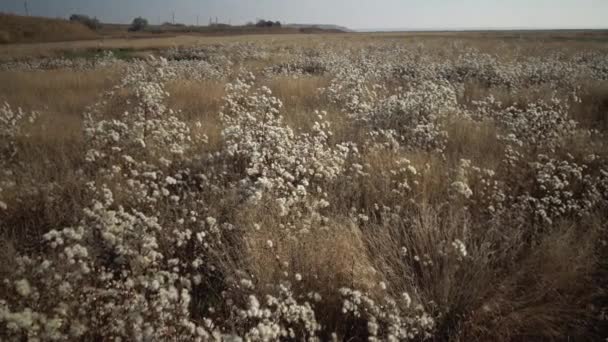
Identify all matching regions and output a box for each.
[162,22,186,27]
[68,14,283,33]
[69,14,102,30]
[254,19,281,28]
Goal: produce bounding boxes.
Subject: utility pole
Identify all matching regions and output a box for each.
[24,1,29,16]
[197,14,199,26]
[172,11,175,24]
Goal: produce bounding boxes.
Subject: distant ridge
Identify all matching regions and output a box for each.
[0,13,98,44]
[285,24,352,32]
[0,13,350,44]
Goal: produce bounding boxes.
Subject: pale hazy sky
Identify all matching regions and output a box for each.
[1,0,606,30]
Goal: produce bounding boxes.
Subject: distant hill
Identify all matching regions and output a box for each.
[285,24,352,32]
[0,13,349,44]
[0,13,99,44]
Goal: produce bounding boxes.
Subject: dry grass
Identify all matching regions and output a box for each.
[165,80,225,150]
[459,219,601,341]
[265,76,331,130]
[0,68,119,248]
[0,34,325,60]
[0,68,117,113]
[2,29,607,61]
[573,81,608,131]
[0,13,98,44]
[444,117,503,169]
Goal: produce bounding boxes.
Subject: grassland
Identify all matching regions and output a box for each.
[0,13,99,44]
[1,31,608,341]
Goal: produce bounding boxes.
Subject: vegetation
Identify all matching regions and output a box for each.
[0,13,98,44]
[129,17,149,32]
[69,14,102,31]
[0,33,608,341]
[255,19,282,28]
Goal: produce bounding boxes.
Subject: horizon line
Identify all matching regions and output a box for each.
[357,26,608,32]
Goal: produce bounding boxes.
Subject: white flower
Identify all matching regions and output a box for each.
[452,239,468,259]
[450,181,473,199]
[15,279,32,297]
[402,292,412,308]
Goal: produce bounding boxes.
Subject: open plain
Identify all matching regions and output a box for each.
[1,29,608,341]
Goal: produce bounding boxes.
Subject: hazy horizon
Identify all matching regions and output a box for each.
[1,0,607,30]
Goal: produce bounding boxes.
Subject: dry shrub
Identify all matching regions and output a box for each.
[364,206,602,341]
[364,207,501,337]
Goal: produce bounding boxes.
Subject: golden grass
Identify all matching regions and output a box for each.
[166,79,225,150]
[0,68,119,247]
[244,220,380,294]
[265,76,331,130]
[444,117,503,169]
[0,68,117,112]
[0,13,98,44]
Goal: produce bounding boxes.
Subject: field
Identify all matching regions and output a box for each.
[1,31,608,341]
[0,13,346,46]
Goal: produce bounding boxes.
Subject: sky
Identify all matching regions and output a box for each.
[1,0,607,30]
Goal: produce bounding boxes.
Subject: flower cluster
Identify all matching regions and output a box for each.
[340,288,435,341]
[220,73,356,217]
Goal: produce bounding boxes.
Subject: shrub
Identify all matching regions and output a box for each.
[129,17,148,32]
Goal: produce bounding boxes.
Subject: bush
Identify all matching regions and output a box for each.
[69,14,102,30]
[255,19,281,28]
[129,17,148,32]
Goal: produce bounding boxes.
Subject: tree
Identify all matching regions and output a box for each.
[255,19,281,28]
[69,14,102,30]
[129,17,148,32]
